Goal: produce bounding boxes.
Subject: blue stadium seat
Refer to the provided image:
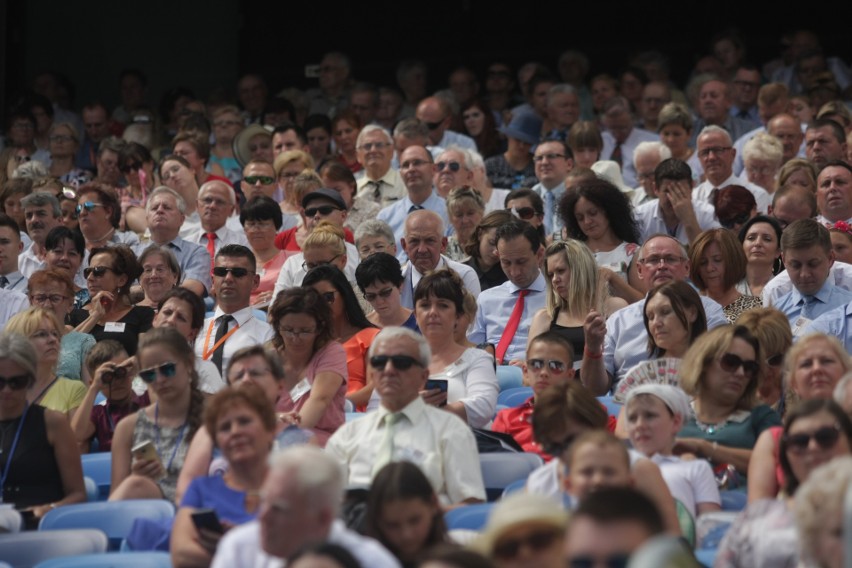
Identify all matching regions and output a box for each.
[81,452,112,501]
[84,476,99,502]
[35,551,173,568]
[500,478,527,499]
[479,452,543,501]
[444,502,494,531]
[496,365,523,391]
[597,395,621,418]
[0,529,108,567]
[496,387,533,408]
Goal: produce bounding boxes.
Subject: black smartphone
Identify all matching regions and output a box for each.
[191,509,224,534]
[425,379,448,393]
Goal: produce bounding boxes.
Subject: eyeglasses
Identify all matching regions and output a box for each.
[304,205,342,217]
[138,361,177,383]
[697,146,732,158]
[541,433,578,457]
[436,161,462,172]
[527,359,568,373]
[567,554,630,568]
[120,161,143,174]
[244,175,275,185]
[783,425,841,454]
[84,266,117,278]
[302,255,340,272]
[101,367,129,384]
[0,374,30,391]
[357,142,391,151]
[278,328,318,340]
[493,529,561,560]
[766,353,784,367]
[369,354,423,371]
[718,352,760,379]
[30,293,67,304]
[507,206,538,220]
[533,153,566,162]
[76,201,105,215]
[212,266,254,278]
[363,287,394,302]
[639,255,686,267]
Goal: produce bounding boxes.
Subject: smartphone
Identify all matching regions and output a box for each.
[191,509,224,534]
[131,440,161,465]
[425,379,448,393]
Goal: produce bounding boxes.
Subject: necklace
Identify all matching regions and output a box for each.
[693,416,729,435]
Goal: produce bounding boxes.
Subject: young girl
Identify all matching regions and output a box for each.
[828,221,852,264]
[365,461,448,568]
[624,384,721,518]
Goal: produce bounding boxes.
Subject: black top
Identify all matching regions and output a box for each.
[549,307,586,361]
[463,257,508,292]
[69,305,155,356]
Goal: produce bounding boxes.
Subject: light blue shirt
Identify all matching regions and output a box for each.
[633,198,721,246]
[136,236,212,294]
[0,288,28,327]
[468,272,547,363]
[772,280,852,333]
[0,270,27,293]
[377,191,450,261]
[532,181,566,237]
[604,294,727,389]
[804,302,852,350]
[600,127,659,188]
[399,256,481,310]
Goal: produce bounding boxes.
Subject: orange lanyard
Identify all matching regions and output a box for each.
[202,317,241,360]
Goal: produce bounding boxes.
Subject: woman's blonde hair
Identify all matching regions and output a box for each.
[543,239,604,318]
[303,221,346,257]
[783,333,851,398]
[4,306,64,337]
[273,149,314,177]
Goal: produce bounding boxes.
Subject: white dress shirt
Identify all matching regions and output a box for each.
[399,255,481,310]
[184,225,250,256]
[438,130,478,152]
[601,127,659,187]
[633,198,721,245]
[0,288,29,327]
[326,396,486,505]
[693,173,770,214]
[194,305,274,376]
[18,242,44,278]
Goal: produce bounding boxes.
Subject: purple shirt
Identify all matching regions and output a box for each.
[90,393,151,451]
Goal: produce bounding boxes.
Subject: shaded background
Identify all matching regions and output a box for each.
[3,1,850,115]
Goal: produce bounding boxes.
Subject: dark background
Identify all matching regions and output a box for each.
[2,1,850,115]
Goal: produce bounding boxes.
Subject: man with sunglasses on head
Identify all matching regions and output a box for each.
[326,326,485,506]
[354,125,406,208]
[195,244,273,375]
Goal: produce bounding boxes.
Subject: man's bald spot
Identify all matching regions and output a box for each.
[401,144,434,164]
[404,209,444,236]
[199,180,235,204]
[768,113,800,131]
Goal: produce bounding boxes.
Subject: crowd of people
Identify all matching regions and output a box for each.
[1,27,852,568]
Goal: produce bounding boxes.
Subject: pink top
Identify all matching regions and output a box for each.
[276,341,348,446]
[251,251,287,304]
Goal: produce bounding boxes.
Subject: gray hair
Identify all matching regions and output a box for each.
[226,344,285,383]
[147,186,186,214]
[602,96,632,117]
[794,456,852,566]
[268,445,344,516]
[356,124,392,147]
[438,145,473,170]
[198,180,236,205]
[547,83,578,106]
[354,219,395,247]
[633,141,671,167]
[698,125,733,146]
[743,132,783,165]
[21,192,61,217]
[466,148,485,170]
[13,160,49,179]
[368,326,432,368]
[394,118,429,140]
[0,333,38,386]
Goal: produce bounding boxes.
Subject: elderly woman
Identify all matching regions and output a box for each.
[209,105,244,184]
[462,210,510,291]
[737,215,784,297]
[689,229,763,323]
[0,333,86,528]
[136,246,180,309]
[743,132,783,194]
[795,456,852,568]
[676,325,782,477]
[354,219,397,261]
[445,186,485,261]
[736,308,794,412]
[47,123,91,188]
[778,158,818,193]
[274,149,315,217]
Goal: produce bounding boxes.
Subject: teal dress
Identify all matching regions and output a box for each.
[678,404,781,450]
[57,331,96,381]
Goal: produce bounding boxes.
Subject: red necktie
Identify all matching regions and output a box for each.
[495,289,529,365]
[205,232,216,261]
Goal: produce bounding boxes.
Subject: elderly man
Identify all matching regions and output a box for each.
[18,192,62,277]
[398,210,479,309]
[355,125,406,207]
[212,445,400,568]
[630,141,671,206]
[433,145,474,199]
[805,118,848,169]
[326,327,486,507]
[689,77,759,147]
[416,96,477,151]
[307,52,353,117]
[816,161,852,226]
[185,180,249,266]
[637,81,671,132]
[136,187,211,296]
[468,219,546,364]
[544,84,581,140]
[599,97,658,188]
[693,126,770,213]
[532,139,574,236]
[581,234,726,395]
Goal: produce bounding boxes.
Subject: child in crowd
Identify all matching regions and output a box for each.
[624,384,721,518]
[70,340,150,452]
[561,430,633,507]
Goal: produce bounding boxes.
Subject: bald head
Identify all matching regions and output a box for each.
[416,97,452,145]
[402,210,447,274]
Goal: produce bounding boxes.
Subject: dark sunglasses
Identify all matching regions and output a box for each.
[783,425,841,454]
[212,266,253,278]
[76,201,104,215]
[84,266,117,279]
[527,359,568,373]
[423,120,443,131]
[718,352,760,378]
[363,287,394,302]
[120,161,143,174]
[101,367,129,384]
[508,206,538,220]
[0,374,30,391]
[244,175,275,185]
[138,361,177,384]
[766,353,784,367]
[369,355,423,371]
[305,205,341,217]
[567,554,630,568]
[436,161,461,172]
[493,529,561,560]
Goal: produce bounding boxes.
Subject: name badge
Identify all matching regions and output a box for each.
[104,322,126,333]
[289,377,311,402]
[792,317,812,337]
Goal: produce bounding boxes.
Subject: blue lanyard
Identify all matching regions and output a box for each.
[154,403,188,473]
[0,404,30,499]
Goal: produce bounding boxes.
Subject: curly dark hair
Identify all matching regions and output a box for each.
[268,287,334,353]
[559,178,639,244]
[302,265,376,332]
[88,244,142,298]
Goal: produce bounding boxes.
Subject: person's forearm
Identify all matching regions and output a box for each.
[680,212,702,244]
[703,440,752,474]
[580,355,611,396]
[73,312,100,334]
[299,394,333,429]
[70,386,98,444]
[607,276,644,304]
[345,385,373,409]
[444,401,468,424]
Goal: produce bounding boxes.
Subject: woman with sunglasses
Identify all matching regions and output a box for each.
[109,327,205,503]
[4,307,87,417]
[462,210,511,292]
[303,265,379,413]
[69,245,154,356]
[118,142,156,234]
[559,178,644,303]
[44,226,88,309]
[0,333,86,528]
[688,229,763,324]
[748,333,851,502]
[71,340,149,453]
[240,196,286,307]
[445,186,485,262]
[136,246,181,310]
[717,399,852,568]
[269,286,348,446]
[675,325,782,479]
[355,252,417,331]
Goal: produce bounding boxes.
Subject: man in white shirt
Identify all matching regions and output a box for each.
[185,180,249,269]
[398,210,479,309]
[532,139,574,237]
[815,161,852,227]
[195,244,273,375]
[0,287,28,327]
[0,215,27,293]
[326,327,486,506]
[355,125,406,207]
[18,192,62,278]
[212,445,400,568]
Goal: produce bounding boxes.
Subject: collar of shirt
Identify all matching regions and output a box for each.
[410,255,448,289]
[404,189,442,209]
[504,271,546,294]
[212,305,255,327]
[378,395,425,424]
[791,279,834,306]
